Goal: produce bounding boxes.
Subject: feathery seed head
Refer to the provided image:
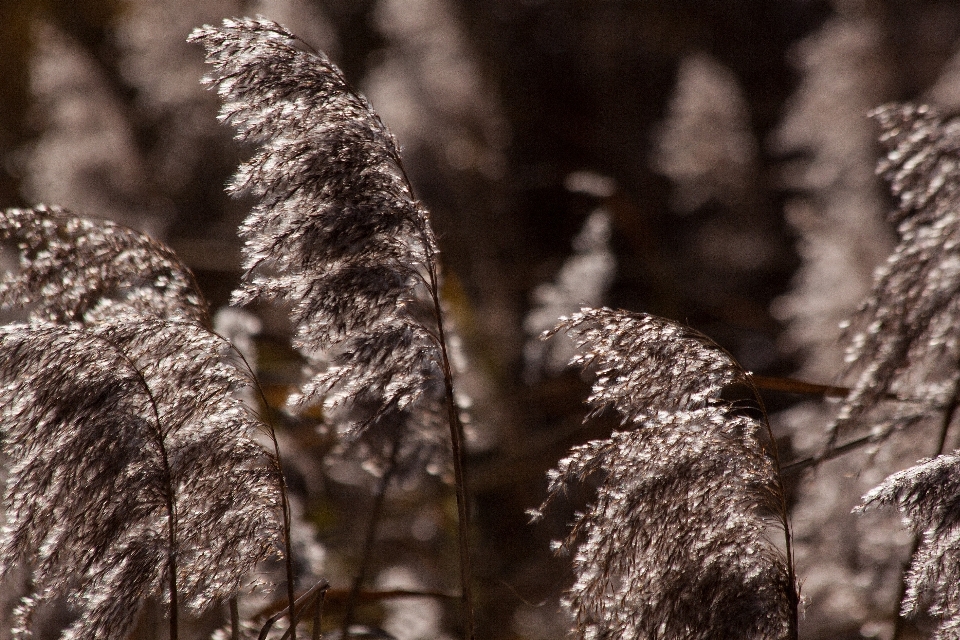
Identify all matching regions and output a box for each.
[0,205,208,325]
[860,453,960,638]
[542,308,796,640]
[549,308,747,423]
[829,104,960,450]
[0,204,283,638]
[0,315,282,639]
[192,18,452,467]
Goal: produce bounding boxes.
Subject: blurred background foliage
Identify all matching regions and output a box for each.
[4,1,960,639]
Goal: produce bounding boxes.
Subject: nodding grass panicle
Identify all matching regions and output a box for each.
[0,206,283,640]
[828,105,960,453]
[835,104,960,640]
[538,308,799,640]
[191,18,475,639]
[859,452,960,640]
[0,205,209,325]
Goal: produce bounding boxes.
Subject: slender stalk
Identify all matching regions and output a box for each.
[253,587,460,621]
[224,339,299,640]
[746,377,799,640]
[231,598,240,640]
[751,374,931,405]
[426,256,475,640]
[108,340,179,640]
[783,434,876,474]
[160,454,180,640]
[341,435,402,637]
[257,402,298,640]
[399,150,476,639]
[891,374,960,640]
[277,590,328,640]
[258,580,330,640]
[325,588,459,603]
[312,588,326,640]
[750,374,855,398]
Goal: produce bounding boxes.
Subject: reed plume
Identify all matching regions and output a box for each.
[860,453,960,639]
[0,206,284,639]
[837,103,960,640]
[538,307,798,640]
[828,104,960,452]
[191,18,473,637]
[0,204,208,325]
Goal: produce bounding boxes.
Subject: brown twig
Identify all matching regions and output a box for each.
[749,374,852,398]
[312,588,326,640]
[427,255,475,640]
[224,340,299,640]
[258,580,331,640]
[231,597,240,640]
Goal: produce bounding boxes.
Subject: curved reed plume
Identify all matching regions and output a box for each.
[828,104,960,452]
[191,19,473,638]
[0,204,208,325]
[538,307,798,640]
[0,205,285,639]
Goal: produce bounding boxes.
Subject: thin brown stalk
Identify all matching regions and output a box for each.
[783,434,877,475]
[231,598,240,640]
[312,587,326,640]
[326,588,459,604]
[278,589,328,640]
[226,339,299,640]
[256,384,298,640]
[745,376,799,640]
[428,258,475,640]
[112,340,180,640]
[258,580,330,640]
[750,374,925,404]
[750,374,853,398]
[398,147,475,639]
[253,587,459,622]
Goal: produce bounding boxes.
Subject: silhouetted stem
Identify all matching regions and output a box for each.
[782,409,959,476]
[427,257,475,640]
[258,580,330,640]
[341,435,401,636]
[278,591,327,640]
[783,434,875,475]
[231,598,240,640]
[751,374,854,398]
[265,416,298,640]
[161,468,179,640]
[747,377,799,640]
[751,374,936,405]
[225,340,298,640]
[326,588,459,603]
[108,340,179,640]
[255,587,459,620]
[312,588,325,640]
[393,150,473,639]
